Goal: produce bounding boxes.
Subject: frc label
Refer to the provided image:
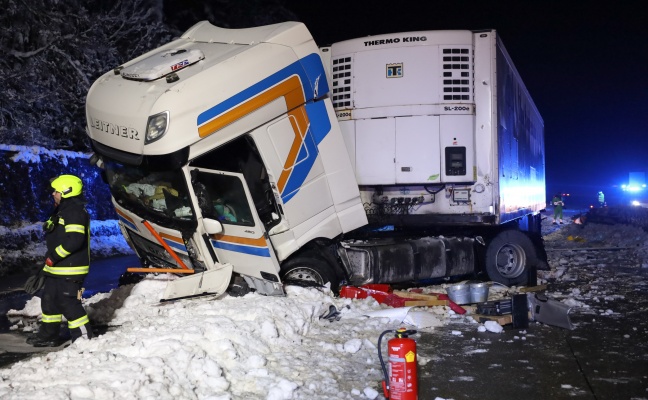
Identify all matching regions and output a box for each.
[171,59,190,72]
[91,118,140,141]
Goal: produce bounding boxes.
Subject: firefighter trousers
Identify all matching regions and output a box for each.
[39,276,93,341]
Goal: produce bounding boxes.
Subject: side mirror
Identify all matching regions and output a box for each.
[203,218,223,235]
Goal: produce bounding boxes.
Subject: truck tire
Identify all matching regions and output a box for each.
[280,257,340,292]
[485,230,536,286]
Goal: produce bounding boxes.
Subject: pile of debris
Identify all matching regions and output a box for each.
[332,283,573,331]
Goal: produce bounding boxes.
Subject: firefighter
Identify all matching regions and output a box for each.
[27,175,93,347]
[598,191,605,208]
[552,193,564,224]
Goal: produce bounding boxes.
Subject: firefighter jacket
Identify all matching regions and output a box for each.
[44,196,90,279]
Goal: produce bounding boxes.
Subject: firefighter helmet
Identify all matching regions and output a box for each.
[51,175,83,198]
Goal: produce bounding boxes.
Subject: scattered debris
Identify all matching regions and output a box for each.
[518,285,547,293]
[319,304,350,322]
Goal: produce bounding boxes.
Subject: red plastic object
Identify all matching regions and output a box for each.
[339,286,368,299]
[340,284,466,314]
[432,293,466,314]
[361,284,392,292]
[359,284,392,304]
[340,284,395,304]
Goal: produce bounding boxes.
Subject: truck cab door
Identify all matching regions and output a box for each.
[189,168,282,290]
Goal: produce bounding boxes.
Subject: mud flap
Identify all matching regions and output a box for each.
[161,264,233,302]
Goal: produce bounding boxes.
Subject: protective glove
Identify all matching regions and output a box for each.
[43,219,54,233]
[42,215,59,233]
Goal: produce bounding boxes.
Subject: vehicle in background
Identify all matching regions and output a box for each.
[622,172,647,208]
[85,22,546,301]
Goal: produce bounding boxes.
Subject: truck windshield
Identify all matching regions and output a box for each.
[103,160,193,220]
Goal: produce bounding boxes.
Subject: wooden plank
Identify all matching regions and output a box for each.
[403,299,449,307]
[393,291,440,300]
[518,285,547,293]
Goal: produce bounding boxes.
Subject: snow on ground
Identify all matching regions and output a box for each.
[3,279,430,400]
[1,209,648,399]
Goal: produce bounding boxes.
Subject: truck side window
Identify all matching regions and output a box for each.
[192,171,254,227]
[190,136,280,229]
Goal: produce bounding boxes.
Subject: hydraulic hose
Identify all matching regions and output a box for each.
[378,329,395,398]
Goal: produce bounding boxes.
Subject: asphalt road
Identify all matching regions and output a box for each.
[415,251,648,399]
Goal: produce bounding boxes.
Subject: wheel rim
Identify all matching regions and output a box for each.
[283,267,324,285]
[494,243,527,278]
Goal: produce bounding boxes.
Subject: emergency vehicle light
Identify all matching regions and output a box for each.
[622,184,644,192]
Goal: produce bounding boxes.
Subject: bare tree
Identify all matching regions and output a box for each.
[0,0,296,151]
[0,0,172,150]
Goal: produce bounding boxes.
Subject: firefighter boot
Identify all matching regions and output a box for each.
[27,322,63,347]
[28,335,64,347]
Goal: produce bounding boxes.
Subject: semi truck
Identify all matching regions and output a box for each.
[85,21,546,301]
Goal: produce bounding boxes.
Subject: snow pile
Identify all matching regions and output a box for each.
[2,276,465,399]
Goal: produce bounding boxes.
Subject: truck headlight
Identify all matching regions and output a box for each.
[145,111,169,144]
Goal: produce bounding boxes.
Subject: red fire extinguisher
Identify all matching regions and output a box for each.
[378,328,418,400]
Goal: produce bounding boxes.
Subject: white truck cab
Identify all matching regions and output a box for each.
[86,21,366,300]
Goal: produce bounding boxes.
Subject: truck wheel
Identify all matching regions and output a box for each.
[280,257,340,292]
[485,230,536,286]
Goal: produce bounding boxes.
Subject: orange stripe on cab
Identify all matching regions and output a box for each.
[198,75,305,138]
[115,208,134,223]
[210,234,267,247]
[160,232,184,244]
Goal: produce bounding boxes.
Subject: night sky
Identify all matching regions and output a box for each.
[283,0,648,207]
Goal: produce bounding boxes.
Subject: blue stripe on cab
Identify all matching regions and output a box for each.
[118,216,138,232]
[281,133,319,203]
[305,100,332,145]
[197,53,326,127]
[163,239,187,252]
[211,240,271,257]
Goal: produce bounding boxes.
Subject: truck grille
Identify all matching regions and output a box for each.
[441,48,473,102]
[331,56,352,109]
[128,230,190,270]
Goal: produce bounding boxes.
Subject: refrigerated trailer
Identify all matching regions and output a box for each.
[322,29,546,287]
[85,21,546,300]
